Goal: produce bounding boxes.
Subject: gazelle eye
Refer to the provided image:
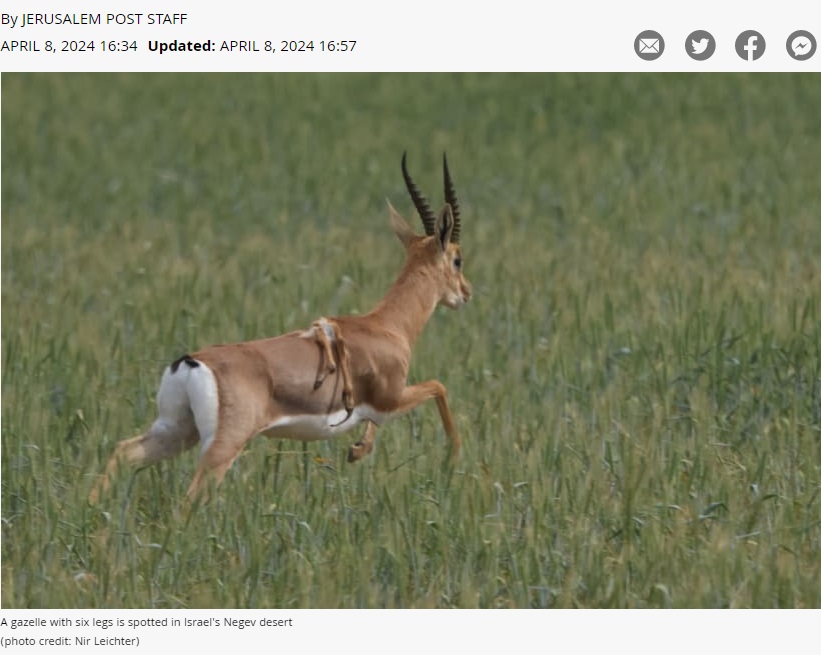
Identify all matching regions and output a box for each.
[453,256,462,270]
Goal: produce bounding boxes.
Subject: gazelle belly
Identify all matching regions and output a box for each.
[261,405,388,441]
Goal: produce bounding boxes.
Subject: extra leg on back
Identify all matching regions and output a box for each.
[311,318,338,389]
[328,322,354,425]
[309,318,355,418]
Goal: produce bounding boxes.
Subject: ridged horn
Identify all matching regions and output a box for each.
[443,153,460,244]
[401,152,436,236]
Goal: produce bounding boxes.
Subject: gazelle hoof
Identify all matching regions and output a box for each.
[347,440,373,463]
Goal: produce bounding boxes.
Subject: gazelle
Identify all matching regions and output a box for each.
[90,153,472,502]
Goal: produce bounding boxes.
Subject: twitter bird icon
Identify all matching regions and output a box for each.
[686,30,716,60]
[691,38,709,54]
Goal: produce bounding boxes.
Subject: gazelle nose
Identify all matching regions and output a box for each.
[461,280,472,302]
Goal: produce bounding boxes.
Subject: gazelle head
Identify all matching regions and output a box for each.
[389,153,472,310]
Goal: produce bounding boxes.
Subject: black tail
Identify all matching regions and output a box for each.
[170,354,201,373]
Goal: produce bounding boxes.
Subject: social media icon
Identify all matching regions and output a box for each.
[735,30,766,61]
[686,30,716,61]
[792,36,811,54]
[635,30,664,61]
[787,30,817,61]
[691,39,708,54]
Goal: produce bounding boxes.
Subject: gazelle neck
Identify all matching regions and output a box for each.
[368,261,440,346]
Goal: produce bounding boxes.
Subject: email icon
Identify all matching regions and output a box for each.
[635,30,665,60]
[640,38,660,53]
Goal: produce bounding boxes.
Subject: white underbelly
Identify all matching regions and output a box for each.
[261,404,388,441]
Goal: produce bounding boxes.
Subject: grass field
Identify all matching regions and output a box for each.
[2,73,820,608]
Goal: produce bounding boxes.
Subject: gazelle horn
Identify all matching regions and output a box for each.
[401,152,436,236]
[443,153,460,244]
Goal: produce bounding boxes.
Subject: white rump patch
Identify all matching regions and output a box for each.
[262,404,389,441]
[155,359,219,454]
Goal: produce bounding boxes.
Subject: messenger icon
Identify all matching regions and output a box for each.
[635,30,665,61]
[787,30,817,61]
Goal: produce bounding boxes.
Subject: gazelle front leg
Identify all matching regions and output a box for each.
[394,380,461,456]
[348,420,377,462]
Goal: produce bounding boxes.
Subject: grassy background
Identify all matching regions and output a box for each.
[2,73,819,608]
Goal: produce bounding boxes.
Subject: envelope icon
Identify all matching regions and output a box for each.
[640,38,660,53]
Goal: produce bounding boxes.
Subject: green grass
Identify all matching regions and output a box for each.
[2,73,820,608]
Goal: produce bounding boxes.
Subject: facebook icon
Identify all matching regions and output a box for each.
[736,30,766,61]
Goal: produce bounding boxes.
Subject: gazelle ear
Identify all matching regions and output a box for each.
[434,204,455,252]
[388,200,416,249]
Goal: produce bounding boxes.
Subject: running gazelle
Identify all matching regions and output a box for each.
[90,153,472,502]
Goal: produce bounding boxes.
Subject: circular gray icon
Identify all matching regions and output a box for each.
[786,30,816,61]
[635,30,664,61]
[686,30,716,61]
[735,30,766,61]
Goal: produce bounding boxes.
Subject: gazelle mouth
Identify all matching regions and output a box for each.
[443,293,469,309]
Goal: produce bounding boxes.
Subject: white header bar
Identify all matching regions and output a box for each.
[0,1,819,72]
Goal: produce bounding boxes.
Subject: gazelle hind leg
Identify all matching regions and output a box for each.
[185,425,253,501]
[89,419,198,503]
